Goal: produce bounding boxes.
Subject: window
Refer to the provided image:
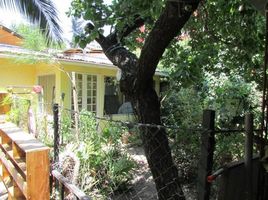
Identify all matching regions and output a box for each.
[86,75,97,112]
[104,77,133,115]
[72,73,97,113]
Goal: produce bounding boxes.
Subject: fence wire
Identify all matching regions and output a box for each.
[54,107,205,200]
[26,104,205,200]
[5,97,262,200]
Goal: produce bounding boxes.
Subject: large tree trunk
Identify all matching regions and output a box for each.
[137,86,185,199]
[95,2,200,199]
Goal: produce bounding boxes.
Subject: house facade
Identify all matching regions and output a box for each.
[0,25,163,119]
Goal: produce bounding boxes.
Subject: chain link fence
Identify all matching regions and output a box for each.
[3,95,260,200]
[49,105,205,200]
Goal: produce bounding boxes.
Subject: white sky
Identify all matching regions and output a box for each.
[0,0,73,42]
[0,0,112,44]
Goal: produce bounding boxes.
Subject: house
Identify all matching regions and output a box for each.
[0,25,163,120]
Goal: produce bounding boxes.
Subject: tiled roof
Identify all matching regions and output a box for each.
[0,44,34,54]
[0,44,113,65]
[0,44,167,76]
[57,50,113,66]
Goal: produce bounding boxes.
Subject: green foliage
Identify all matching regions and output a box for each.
[14,24,64,51]
[60,111,75,144]
[162,86,203,129]
[162,87,203,183]
[203,73,261,128]
[162,0,265,87]
[4,24,65,64]
[69,0,164,49]
[162,73,261,129]
[161,39,204,87]
[77,143,136,195]
[102,122,124,144]
[214,133,245,168]
[6,96,30,129]
[79,110,99,141]
[60,110,136,197]
[160,0,263,175]
[14,24,47,51]
[162,73,261,181]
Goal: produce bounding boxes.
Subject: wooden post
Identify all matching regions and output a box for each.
[61,183,65,200]
[198,110,216,200]
[245,113,253,200]
[53,103,59,163]
[71,72,79,142]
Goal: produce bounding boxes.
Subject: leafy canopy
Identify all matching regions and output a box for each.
[162,0,265,87]
[69,0,165,48]
[70,0,266,88]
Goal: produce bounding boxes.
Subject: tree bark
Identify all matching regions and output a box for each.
[95,1,200,199]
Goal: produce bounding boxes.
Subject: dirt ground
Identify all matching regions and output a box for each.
[111,146,158,200]
[112,146,196,200]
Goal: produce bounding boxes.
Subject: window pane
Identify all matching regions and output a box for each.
[72,74,97,112]
[86,75,97,112]
[104,77,127,114]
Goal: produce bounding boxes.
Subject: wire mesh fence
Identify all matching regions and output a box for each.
[2,95,265,199]
[51,105,205,200]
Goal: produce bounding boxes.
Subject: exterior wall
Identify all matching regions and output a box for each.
[59,61,161,119]
[58,61,117,118]
[0,58,36,91]
[38,74,56,114]
[0,56,162,120]
[35,63,61,104]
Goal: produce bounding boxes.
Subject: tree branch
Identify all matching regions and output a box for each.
[136,1,201,92]
[96,32,138,96]
[119,15,145,41]
[106,14,145,43]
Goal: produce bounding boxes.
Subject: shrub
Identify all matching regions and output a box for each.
[60,110,136,198]
[161,74,261,183]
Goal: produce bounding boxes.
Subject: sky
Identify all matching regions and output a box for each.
[0,0,112,43]
[0,0,73,42]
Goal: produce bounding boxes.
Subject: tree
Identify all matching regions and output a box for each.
[70,0,201,199]
[70,17,84,47]
[162,0,265,88]
[0,0,63,43]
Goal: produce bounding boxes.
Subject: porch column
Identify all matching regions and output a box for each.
[97,74,104,118]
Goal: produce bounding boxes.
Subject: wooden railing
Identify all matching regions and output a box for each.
[52,170,91,200]
[0,122,50,200]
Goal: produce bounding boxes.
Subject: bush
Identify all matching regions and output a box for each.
[60,110,137,198]
[161,74,261,183]
[5,96,30,129]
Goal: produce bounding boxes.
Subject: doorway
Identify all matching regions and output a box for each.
[38,75,56,114]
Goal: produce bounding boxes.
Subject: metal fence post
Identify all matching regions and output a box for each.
[53,103,59,163]
[245,113,253,200]
[198,109,216,200]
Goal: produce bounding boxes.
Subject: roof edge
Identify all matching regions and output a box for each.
[0,24,24,39]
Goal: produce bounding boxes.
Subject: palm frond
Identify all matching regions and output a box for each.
[0,0,63,44]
